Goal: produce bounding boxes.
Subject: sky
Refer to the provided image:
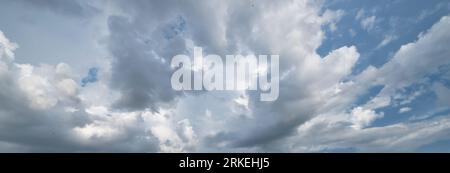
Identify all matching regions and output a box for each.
[0,0,450,152]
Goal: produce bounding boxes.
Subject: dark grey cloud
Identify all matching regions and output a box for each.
[107,15,184,111]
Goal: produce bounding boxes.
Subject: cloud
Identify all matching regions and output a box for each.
[371,15,450,104]
[355,9,377,32]
[289,114,450,152]
[350,107,384,129]
[279,14,450,152]
[1,1,450,152]
[0,30,196,152]
[0,31,87,151]
[433,83,450,107]
[361,15,377,31]
[356,9,365,20]
[106,13,183,111]
[376,35,397,49]
[99,0,357,150]
[399,107,412,114]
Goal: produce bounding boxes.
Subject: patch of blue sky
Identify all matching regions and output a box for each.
[432,65,450,88]
[351,68,448,126]
[373,88,437,127]
[352,85,384,107]
[316,0,450,130]
[81,67,99,87]
[367,65,450,127]
[163,16,186,40]
[319,0,450,75]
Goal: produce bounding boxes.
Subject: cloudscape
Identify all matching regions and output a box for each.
[0,0,450,152]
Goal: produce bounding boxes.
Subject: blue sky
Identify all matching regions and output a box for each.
[0,0,450,152]
[318,0,450,151]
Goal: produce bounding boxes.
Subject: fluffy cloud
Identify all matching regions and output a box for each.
[350,107,384,129]
[100,0,355,150]
[0,30,195,152]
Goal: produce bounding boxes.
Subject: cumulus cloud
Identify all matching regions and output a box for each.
[0,30,195,152]
[97,0,358,150]
[350,107,384,129]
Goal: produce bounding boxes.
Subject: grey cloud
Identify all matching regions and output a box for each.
[105,0,231,110]
[103,0,358,150]
[0,31,160,152]
[107,15,182,111]
[156,5,357,150]
[0,76,160,152]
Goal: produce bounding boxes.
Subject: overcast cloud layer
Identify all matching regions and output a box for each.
[0,0,450,152]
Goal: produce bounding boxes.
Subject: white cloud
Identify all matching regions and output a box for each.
[361,15,377,31]
[399,107,412,114]
[0,31,17,62]
[15,63,80,109]
[377,35,397,48]
[350,107,384,129]
[356,9,365,20]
